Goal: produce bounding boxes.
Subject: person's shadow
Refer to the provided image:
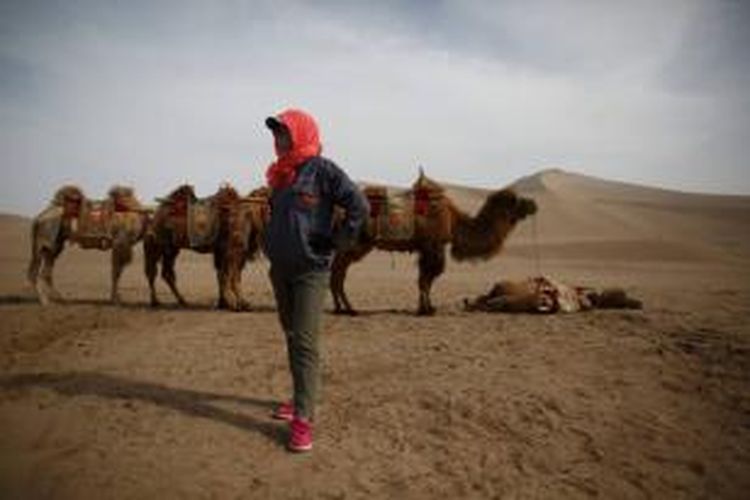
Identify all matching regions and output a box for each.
[0,372,285,445]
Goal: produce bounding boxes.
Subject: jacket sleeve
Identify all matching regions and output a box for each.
[325,162,369,248]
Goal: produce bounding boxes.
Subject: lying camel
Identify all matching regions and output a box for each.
[463,276,643,313]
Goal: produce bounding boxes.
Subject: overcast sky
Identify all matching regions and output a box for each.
[1,0,749,214]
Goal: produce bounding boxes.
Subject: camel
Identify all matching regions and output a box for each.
[28,185,151,305]
[330,171,538,315]
[221,186,270,308]
[144,184,266,311]
[463,277,643,313]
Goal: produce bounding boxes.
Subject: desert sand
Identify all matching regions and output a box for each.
[1,169,749,499]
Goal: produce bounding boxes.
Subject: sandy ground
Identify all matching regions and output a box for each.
[1,170,749,499]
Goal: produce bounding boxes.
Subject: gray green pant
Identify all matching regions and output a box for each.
[269,266,329,420]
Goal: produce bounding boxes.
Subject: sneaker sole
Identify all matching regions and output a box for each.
[288,443,313,452]
[272,413,294,422]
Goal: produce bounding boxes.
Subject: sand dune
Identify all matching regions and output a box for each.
[0,170,748,499]
[504,169,750,262]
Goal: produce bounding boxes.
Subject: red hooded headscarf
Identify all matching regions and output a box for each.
[265,108,322,190]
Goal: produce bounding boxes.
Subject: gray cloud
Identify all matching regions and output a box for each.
[659,0,750,96]
[1,0,749,215]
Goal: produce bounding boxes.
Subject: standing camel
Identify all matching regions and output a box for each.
[28,185,151,305]
[144,184,264,311]
[221,186,270,307]
[330,172,537,315]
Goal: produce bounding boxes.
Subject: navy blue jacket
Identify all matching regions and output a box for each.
[263,156,369,274]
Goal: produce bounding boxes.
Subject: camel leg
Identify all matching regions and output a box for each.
[161,248,187,306]
[417,245,446,316]
[144,237,161,307]
[34,249,51,306]
[110,236,133,304]
[219,253,250,312]
[27,235,43,293]
[40,244,64,304]
[229,259,251,311]
[225,229,251,311]
[330,253,357,315]
[214,249,231,310]
[331,244,374,315]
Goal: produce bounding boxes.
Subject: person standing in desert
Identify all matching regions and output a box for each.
[263,108,368,452]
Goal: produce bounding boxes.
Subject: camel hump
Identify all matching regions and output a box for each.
[164,184,197,203]
[108,185,142,211]
[214,184,241,208]
[52,185,85,206]
[248,186,271,199]
[363,185,388,199]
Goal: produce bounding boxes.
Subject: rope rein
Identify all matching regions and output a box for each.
[531,213,542,278]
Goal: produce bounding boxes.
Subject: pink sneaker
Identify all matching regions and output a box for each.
[272,401,294,421]
[288,417,313,452]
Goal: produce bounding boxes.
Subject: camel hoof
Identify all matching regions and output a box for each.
[332,308,358,316]
[417,307,436,316]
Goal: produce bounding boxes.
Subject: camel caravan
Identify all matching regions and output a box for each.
[28,183,268,311]
[28,171,539,315]
[143,184,267,311]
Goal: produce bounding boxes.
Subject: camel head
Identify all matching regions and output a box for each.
[485,189,537,224]
[450,188,537,262]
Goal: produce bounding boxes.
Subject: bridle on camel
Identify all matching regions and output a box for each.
[531,211,543,278]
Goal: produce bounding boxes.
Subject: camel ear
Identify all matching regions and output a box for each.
[520,198,538,216]
[521,198,539,215]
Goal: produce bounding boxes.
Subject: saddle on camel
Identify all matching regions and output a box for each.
[463,276,643,313]
[330,170,538,315]
[144,184,267,311]
[28,185,151,305]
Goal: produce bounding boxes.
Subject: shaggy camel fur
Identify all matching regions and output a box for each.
[28,185,150,305]
[144,184,267,311]
[331,172,538,315]
[220,186,269,307]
